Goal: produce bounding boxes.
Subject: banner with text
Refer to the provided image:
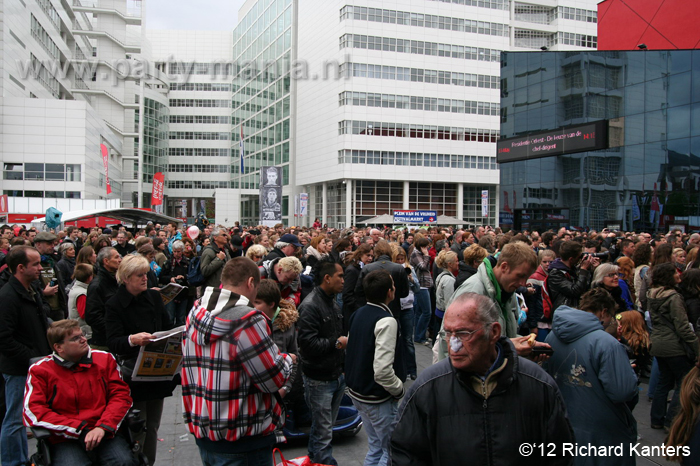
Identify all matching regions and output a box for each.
[481,190,489,217]
[300,192,308,217]
[260,166,282,227]
[100,144,112,195]
[151,172,164,206]
[393,210,437,224]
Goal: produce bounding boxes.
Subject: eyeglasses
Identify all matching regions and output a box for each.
[65,333,87,343]
[442,326,488,343]
[605,272,619,278]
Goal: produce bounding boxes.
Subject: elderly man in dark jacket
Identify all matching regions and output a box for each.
[297,259,346,466]
[391,292,574,466]
[0,246,52,466]
[85,247,122,349]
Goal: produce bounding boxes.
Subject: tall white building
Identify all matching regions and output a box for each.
[147,30,234,221]
[231,0,599,228]
[0,0,599,227]
[0,0,170,217]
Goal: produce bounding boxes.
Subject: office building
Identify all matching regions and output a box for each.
[498,49,700,232]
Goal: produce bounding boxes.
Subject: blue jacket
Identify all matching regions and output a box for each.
[545,306,638,466]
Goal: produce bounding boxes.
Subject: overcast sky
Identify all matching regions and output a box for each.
[146,0,247,30]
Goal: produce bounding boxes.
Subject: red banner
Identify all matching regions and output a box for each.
[151,172,164,206]
[100,144,112,194]
[0,195,8,215]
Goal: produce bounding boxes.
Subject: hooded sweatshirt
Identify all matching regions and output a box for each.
[181,287,293,445]
[545,306,638,466]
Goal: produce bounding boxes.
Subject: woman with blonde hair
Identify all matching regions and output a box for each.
[392,243,419,380]
[105,254,175,465]
[246,244,267,264]
[434,250,459,340]
[674,248,688,273]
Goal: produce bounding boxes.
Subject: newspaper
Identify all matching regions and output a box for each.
[159,283,186,305]
[130,326,185,382]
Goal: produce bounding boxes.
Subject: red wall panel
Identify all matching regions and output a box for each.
[598,0,700,50]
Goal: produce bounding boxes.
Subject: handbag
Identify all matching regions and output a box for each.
[117,356,138,384]
[272,448,332,466]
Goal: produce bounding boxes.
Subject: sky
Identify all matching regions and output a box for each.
[145,0,247,31]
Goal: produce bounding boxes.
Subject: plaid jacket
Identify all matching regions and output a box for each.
[181,287,293,443]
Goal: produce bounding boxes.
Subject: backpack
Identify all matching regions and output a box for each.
[542,270,571,319]
[187,256,206,287]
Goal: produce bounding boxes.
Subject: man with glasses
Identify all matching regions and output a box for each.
[391,292,573,465]
[0,246,52,466]
[24,319,136,466]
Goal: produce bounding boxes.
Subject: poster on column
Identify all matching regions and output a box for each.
[260,166,282,227]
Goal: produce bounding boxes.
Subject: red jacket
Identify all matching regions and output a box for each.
[24,350,132,444]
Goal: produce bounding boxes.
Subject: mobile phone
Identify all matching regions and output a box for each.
[532,346,554,356]
[50,279,57,287]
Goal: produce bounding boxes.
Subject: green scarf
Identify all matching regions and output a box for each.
[482,259,513,335]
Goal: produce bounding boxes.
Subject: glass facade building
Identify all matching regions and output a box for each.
[232,0,293,226]
[499,50,700,232]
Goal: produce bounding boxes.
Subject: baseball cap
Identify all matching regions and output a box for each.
[279,233,302,248]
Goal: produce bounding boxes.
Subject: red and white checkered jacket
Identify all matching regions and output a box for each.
[181,287,293,443]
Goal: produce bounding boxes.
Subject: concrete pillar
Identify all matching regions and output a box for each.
[457,183,464,228]
[345,179,352,229]
[403,181,409,209]
[322,182,328,226]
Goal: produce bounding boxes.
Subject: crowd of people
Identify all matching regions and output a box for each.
[2,220,700,465]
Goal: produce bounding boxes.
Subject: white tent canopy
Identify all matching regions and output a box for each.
[31,208,184,229]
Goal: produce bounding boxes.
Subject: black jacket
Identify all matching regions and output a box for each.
[114,243,135,257]
[37,256,68,321]
[454,262,478,289]
[105,286,175,401]
[342,263,362,329]
[547,258,591,314]
[297,287,345,381]
[391,338,574,466]
[85,265,120,347]
[0,276,52,375]
[263,247,286,262]
[56,257,75,286]
[355,255,410,316]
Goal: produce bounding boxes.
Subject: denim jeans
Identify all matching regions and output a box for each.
[199,445,272,466]
[303,374,345,466]
[51,435,138,466]
[1,374,28,466]
[398,308,417,377]
[651,355,693,426]
[413,289,431,343]
[351,398,398,466]
[648,357,660,398]
[166,298,190,326]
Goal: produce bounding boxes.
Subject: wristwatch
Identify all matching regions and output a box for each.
[335,339,342,349]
